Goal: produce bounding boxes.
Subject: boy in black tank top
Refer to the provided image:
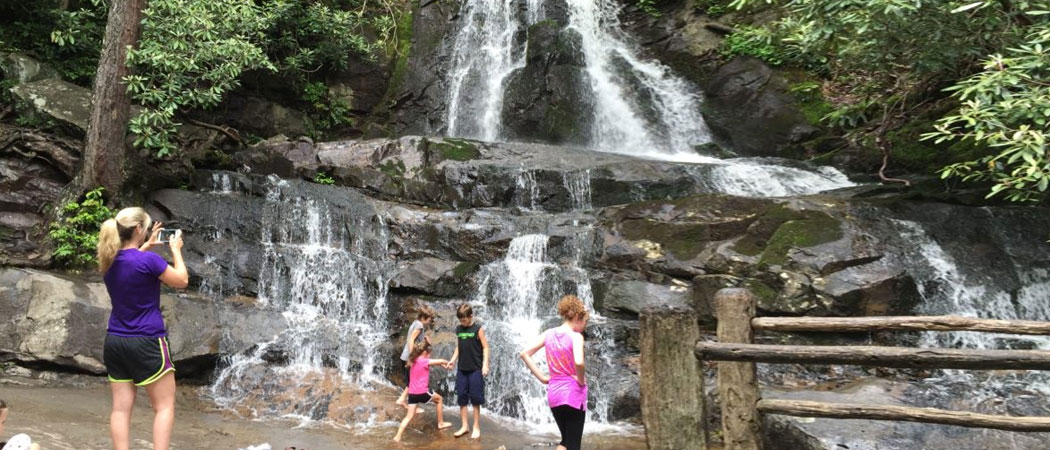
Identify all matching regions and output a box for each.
[445,304,489,439]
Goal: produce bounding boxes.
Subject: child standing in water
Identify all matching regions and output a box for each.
[445,304,489,439]
[396,306,435,408]
[520,295,589,450]
[393,342,451,442]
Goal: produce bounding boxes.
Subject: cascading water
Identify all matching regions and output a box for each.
[209,178,393,421]
[565,0,712,159]
[463,233,620,432]
[891,219,1050,393]
[445,0,535,140]
[444,0,857,197]
[445,0,711,160]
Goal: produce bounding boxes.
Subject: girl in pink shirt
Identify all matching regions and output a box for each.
[393,342,452,442]
[520,295,589,450]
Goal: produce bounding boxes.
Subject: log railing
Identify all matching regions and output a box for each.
[639,288,1050,450]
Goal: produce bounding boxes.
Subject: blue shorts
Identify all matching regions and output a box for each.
[456,369,485,406]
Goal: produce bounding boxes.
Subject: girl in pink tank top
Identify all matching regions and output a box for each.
[393,342,453,443]
[520,295,589,450]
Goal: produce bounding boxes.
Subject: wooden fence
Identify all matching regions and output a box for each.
[639,288,1050,450]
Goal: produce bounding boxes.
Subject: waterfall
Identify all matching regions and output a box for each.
[563,169,593,211]
[464,234,619,432]
[209,178,392,420]
[565,0,712,160]
[891,219,1050,394]
[445,0,535,140]
[444,0,711,160]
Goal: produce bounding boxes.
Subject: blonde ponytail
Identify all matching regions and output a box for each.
[96,207,151,273]
[97,219,120,273]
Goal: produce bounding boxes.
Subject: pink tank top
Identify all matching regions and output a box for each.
[408,356,430,394]
[544,328,587,410]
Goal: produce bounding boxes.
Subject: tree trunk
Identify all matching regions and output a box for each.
[81,0,143,197]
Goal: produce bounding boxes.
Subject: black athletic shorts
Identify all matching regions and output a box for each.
[104,334,175,386]
[408,392,433,404]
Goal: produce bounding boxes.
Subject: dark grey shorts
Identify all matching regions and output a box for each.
[104,334,175,386]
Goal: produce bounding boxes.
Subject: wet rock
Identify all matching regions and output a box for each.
[501,18,592,145]
[599,279,692,316]
[702,56,820,157]
[390,257,460,296]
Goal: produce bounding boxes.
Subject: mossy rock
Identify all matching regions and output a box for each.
[731,204,843,265]
[452,261,479,280]
[608,195,770,260]
[758,214,842,265]
[378,159,406,178]
[432,138,480,161]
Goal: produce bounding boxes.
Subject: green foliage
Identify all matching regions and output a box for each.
[927,25,1050,202]
[313,171,336,184]
[48,187,112,269]
[728,0,1050,201]
[0,0,105,85]
[722,26,785,66]
[124,0,276,157]
[302,81,354,133]
[262,1,378,83]
[638,0,663,17]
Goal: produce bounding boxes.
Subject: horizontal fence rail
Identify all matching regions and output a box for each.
[751,315,1050,335]
[639,288,1050,450]
[757,399,1050,432]
[695,342,1050,370]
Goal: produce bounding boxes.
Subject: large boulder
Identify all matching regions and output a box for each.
[0,267,283,377]
[702,56,820,157]
[9,79,93,135]
[0,52,60,84]
[500,18,593,145]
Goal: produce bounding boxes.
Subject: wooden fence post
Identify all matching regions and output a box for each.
[715,288,763,450]
[640,304,707,450]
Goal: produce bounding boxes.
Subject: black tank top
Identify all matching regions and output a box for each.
[455,322,484,371]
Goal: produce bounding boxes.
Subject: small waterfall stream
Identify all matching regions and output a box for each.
[209,178,393,421]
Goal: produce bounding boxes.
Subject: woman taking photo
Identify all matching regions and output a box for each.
[97,207,188,450]
[520,295,589,450]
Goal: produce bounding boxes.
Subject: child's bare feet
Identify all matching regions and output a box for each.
[471,428,481,439]
[438,422,453,430]
[392,435,401,442]
[453,427,469,438]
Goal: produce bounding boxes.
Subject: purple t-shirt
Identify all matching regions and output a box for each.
[103,249,169,337]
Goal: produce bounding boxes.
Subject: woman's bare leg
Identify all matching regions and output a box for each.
[109,382,136,450]
[145,372,176,450]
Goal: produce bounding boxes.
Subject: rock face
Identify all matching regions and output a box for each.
[0,267,284,378]
[701,56,820,157]
[0,124,80,267]
[500,16,593,145]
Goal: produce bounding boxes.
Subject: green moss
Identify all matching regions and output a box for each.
[369,4,415,128]
[452,261,479,279]
[785,76,834,126]
[611,195,770,260]
[758,214,842,265]
[542,103,580,141]
[378,159,406,178]
[433,138,480,161]
[742,278,778,306]
[528,18,558,32]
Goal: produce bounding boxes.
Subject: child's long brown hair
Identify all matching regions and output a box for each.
[408,341,432,366]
